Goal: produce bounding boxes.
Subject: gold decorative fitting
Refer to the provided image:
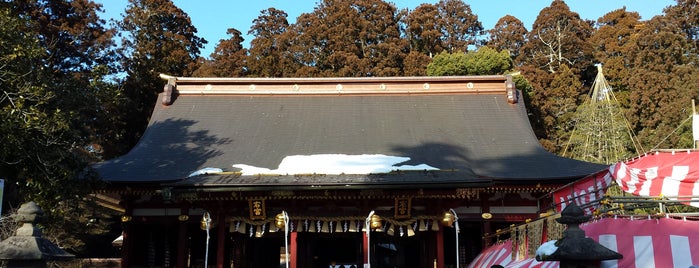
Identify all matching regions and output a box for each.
[481,213,493,220]
[274,213,286,229]
[200,213,214,230]
[178,215,189,221]
[370,214,382,230]
[441,211,455,227]
[121,215,132,222]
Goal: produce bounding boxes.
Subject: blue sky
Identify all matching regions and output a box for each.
[98,0,675,57]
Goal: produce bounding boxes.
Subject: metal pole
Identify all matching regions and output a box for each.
[365,210,375,268]
[283,211,290,268]
[450,209,459,268]
[203,212,211,268]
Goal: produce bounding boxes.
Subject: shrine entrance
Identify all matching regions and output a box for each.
[372,232,422,268]
[297,233,363,268]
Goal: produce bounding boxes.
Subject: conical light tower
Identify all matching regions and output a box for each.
[563,64,642,164]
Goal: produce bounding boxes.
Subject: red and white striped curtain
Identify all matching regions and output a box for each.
[468,217,699,268]
[612,151,699,207]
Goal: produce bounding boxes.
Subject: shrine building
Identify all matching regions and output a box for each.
[93,75,605,268]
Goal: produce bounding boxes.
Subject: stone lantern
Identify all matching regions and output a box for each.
[536,203,622,268]
[0,201,74,267]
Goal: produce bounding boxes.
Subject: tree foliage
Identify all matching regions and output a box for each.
[588,8,640,96]
[435,0,483,52]
[4,0,699,256]
[487,15,528,61]
[116,0,206,156]
[247,8,290,77]
[520,0,594,76]
[426,46,512,76]
[285,0,406,77]
[403,3,444,55]
[623,12,699,150]
[517,0,595,153]
[194,28,247,77]
[0,0,117,254]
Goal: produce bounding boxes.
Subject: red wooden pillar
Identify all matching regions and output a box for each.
[436,227,445,268]
[216,215,226,268]
[176,220,188,268]
[290,231,298,268]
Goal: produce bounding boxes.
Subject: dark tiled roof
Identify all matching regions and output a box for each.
[93,76,606,187]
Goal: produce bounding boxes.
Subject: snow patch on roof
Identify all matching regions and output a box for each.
[188,167,224,177]
[233,154,438,175]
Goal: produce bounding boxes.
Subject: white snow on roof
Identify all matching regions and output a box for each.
[233,154,439,176]
[188,167,224,177]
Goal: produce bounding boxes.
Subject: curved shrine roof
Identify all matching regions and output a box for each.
[93,76,606,187]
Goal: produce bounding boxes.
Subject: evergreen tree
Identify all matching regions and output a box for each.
[668,0,699,50]
[426,47,512,76]
[403,3,444,55]
[518,0,594,152]
[519,0,593,77]
[1,0,117,254]
[194,28,247,77]
[436,0,483,52]
[287,0,406,77]
[589,8,641,104]
[247,8,290,77]
[116,0,206,155]
[487,15,528,62]
[402,50,432,76]
[624,12,699,149]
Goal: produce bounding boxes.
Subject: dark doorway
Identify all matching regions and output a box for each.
[373,232,421,268]
[243,235,284,268]
[301,233,362,268]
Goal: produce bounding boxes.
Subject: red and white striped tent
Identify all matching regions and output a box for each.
[612,150,699,206]
[468,216,699,268]
[470,150,699,268]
